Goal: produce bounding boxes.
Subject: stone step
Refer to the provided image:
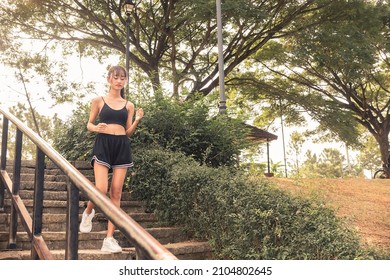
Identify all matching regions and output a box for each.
[3,188,134,201]
[5,166,83,177]
[1,160,213,259]
[6,174,94,191]
[0,241,213,260]
[2,198,145,214]
[0,227,189,250]
[8,173,69,182]
[5,160,92,170]
[5,160,93,179]
[0,212,158,232]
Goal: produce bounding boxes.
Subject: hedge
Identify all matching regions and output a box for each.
[129,146,378,260]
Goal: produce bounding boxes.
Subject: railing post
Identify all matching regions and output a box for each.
[135,247,149,260]
[0,116,9,211]
[9,128,23,249]
[31,148,45,259]
[65,179,79,260]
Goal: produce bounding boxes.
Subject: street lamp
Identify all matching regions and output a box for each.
[123,0,135,92]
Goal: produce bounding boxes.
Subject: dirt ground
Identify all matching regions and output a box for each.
[267,177,390,251]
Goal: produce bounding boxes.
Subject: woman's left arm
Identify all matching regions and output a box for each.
[125,103,144,137]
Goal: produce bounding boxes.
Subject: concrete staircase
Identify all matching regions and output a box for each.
[0,160,213,260]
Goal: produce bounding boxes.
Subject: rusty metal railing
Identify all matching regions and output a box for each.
[0,107,177,260]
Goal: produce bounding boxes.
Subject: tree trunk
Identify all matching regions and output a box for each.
[375,129,390,178]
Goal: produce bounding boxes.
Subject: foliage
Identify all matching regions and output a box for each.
[356,134,383,177]
[52,102,95,161]
[297,148,362,178]
[53,96,251,167]
[129,146,378,260]
[131,95,251,167]
[2,0,387,175]
[0,19,94,144]
[227,0,390,172]
[0,33,90,106]
[1,103,61,160]
[317,149,346,178]
[0,0,343,98]
[3,0,386,259]
[247,160,286,178]
[287,131,305,176]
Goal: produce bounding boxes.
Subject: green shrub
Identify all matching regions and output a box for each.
[53,96,250,168]
[128,145,192,213]
[130,146,380,260]
[131,95,251,167]
[52,102,95,160]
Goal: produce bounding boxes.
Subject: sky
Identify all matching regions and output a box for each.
[1,54,109,119]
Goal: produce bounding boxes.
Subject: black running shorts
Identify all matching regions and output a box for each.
[90,133,133,171]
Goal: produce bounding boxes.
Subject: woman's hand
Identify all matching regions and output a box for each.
[95,122,108,132]
[135,108,144,121]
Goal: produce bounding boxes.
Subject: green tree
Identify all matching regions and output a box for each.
[299,150,320,178]
[317,148,345,178]
[1,103,60,160]
[0,0,348,99]
[229,0,390,176]
[357,134,383,178]
[287,131,305,176]
[0,29,92,143]
[299,148,352,178]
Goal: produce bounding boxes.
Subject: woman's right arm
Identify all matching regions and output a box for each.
[87,98,100,133]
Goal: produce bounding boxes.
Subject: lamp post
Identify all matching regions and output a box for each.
[216,0,226,114]
[279,98,288,178]
[123,0,135,93]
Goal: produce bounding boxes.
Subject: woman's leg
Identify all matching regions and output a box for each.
[85,163,109,213]
[106,167,128,237]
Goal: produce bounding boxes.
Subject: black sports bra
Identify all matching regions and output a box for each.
[99,97,128,129]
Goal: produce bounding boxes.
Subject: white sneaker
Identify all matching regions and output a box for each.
[101,237,122,253]
[79,208,95,233]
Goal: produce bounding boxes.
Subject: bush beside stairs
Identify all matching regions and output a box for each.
[0,160,213,260]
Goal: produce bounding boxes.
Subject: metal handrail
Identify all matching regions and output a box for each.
[0,107,177,260]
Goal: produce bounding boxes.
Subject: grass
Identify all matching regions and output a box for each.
[268,177,390,252]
